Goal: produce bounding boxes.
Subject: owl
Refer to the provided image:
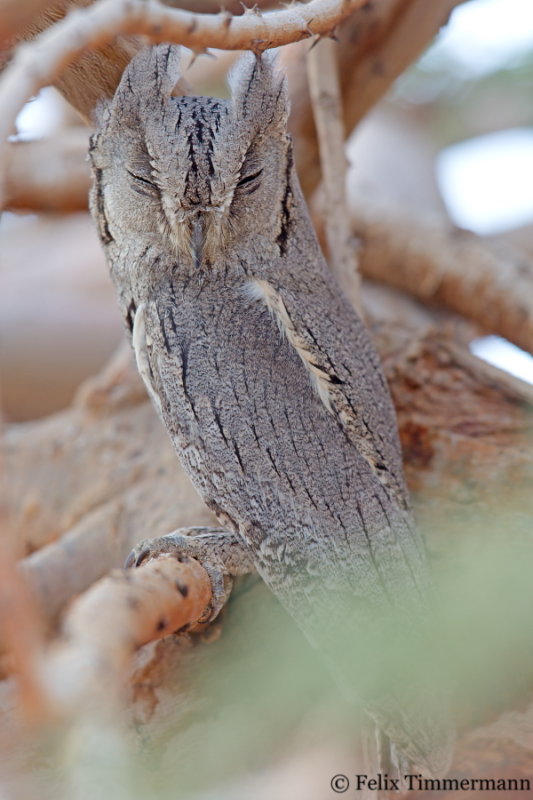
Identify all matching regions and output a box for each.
[89,44,453,775]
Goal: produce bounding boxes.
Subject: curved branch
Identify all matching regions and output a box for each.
[355,211,533,357]
[0,0,365,205]
[43,555,212,712]
[287,0,466,198]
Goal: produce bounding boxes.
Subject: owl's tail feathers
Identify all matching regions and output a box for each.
[378,727,413,795]
[358,724,419,799]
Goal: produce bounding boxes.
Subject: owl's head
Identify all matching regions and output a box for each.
[90,45,294,272]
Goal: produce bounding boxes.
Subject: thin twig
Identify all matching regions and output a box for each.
[288,0,466,199]
[306,37,361,314]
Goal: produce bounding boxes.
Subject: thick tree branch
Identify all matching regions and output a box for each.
[339,0,462,133]
[355,212,533,357]
[42,555,212,712]
[3,129,91,212]
[20,473,214,628]
[5,351,214,626]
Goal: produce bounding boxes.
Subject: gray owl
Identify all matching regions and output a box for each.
[89,45,453,775]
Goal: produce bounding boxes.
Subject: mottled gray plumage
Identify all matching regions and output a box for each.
[89,45,453,774]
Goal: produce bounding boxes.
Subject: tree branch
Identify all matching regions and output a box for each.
[307,38,361,313]
[2,0,468,211]
[0,0,366,205]
[3,129,91,212]
[354,211,533,357]
[5,351,214,626]
[42,555,212,713]
[287,0,466,198]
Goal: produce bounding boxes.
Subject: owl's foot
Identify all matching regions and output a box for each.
[125,526,255,622]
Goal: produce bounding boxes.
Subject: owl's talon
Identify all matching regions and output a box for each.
[135,547,151,567]
[124,530,246,623]
[125,540,165,569]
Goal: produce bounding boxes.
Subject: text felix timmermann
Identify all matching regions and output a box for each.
[356,773,530,792]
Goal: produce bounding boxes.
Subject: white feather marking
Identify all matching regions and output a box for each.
[245,279,333,413]
[132,303,163,416]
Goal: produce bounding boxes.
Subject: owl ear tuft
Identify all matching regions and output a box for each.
[147,44,182,98]
[229,51,289,133]
[113,45,182,110]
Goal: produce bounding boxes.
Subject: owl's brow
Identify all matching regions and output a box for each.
[176,100,226,202]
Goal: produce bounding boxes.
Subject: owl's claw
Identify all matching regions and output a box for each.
[124,544,152,569]
[125,528,250,622]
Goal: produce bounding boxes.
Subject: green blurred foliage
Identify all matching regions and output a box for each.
[36,501,533,800]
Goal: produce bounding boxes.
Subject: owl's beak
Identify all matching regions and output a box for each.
[191,216,204,270]
[174,209,218,268]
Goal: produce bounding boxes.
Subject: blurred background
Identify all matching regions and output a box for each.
[2,0,533,422]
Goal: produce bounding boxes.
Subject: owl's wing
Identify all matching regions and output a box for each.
[245,272,409,509]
